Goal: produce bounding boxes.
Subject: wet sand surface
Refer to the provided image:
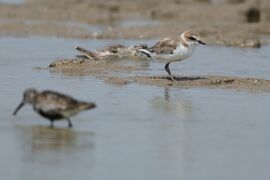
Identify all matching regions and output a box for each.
[0,0,269,47]
[132,75,270,91]
[50,58,270,91]
[1,37,270,180]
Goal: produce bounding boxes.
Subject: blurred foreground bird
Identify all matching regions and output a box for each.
[13,88,96,128]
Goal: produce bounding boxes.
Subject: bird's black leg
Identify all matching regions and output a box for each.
[50,120,54,128]
[164,62,175,81]
[67,118,73,128]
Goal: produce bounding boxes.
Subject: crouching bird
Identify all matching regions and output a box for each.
[13,88,96,128]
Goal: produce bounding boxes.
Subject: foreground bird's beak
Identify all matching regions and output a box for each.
[197,40,206,45]
[13,102,24,116]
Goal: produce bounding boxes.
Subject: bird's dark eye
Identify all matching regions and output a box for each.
[189,37,196,41]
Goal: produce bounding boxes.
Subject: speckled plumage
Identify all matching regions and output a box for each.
[138,30,206,81]
[13,88,96,128]
[75,44,149,60]
[147,37,183,55]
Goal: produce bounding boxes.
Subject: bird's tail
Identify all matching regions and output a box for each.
[79,102,96,110]
[138,48,152,58]
[75,46,99,60]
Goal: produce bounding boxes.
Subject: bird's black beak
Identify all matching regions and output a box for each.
[197,40,206,45]
[13,102,24,116]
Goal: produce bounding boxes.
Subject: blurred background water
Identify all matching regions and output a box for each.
[0,37,270,180]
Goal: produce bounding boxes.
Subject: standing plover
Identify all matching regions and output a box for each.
[13,88,96,128]
[138,30,206,81]
[75,44,148,60]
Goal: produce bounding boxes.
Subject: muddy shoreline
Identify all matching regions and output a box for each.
[0,0,269,47]
[48,58,270,92]
[131,75,270,92]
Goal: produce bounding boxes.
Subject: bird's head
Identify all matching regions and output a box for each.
[181,30,206,47]
[13,88,38,115]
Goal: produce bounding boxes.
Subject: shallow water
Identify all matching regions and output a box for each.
[1,37,270,180]
[0,0,23,4]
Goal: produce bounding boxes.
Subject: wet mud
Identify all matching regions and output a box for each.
[132,75,270,92]
[0,0,269,47]
[49,58,270,92]
[49,58,147,76]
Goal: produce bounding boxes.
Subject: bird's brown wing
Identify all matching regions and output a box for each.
[149,37,179,54]
[34,91,79,114]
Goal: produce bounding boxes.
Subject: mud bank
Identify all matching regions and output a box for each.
[132,75,270,92]
[49,58,147,76]
[0,0,269,47]
[48,58,270,92]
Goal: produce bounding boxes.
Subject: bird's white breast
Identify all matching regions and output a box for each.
[172,44,194,61]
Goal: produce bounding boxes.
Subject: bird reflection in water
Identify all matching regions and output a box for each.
[31,126,76,150]
[15,125,95,178]
[16,125,95,153]
[151,87,193,117]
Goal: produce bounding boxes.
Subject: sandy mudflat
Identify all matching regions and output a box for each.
[131,75,270,92]
[48,58,270,92]
[0,0,269,47]
[49,58,147,75]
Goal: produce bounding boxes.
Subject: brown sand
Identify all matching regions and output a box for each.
[131,75,270,92]
[49,58,147,76]
[48,58,270,92]
[0,0,269,47]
